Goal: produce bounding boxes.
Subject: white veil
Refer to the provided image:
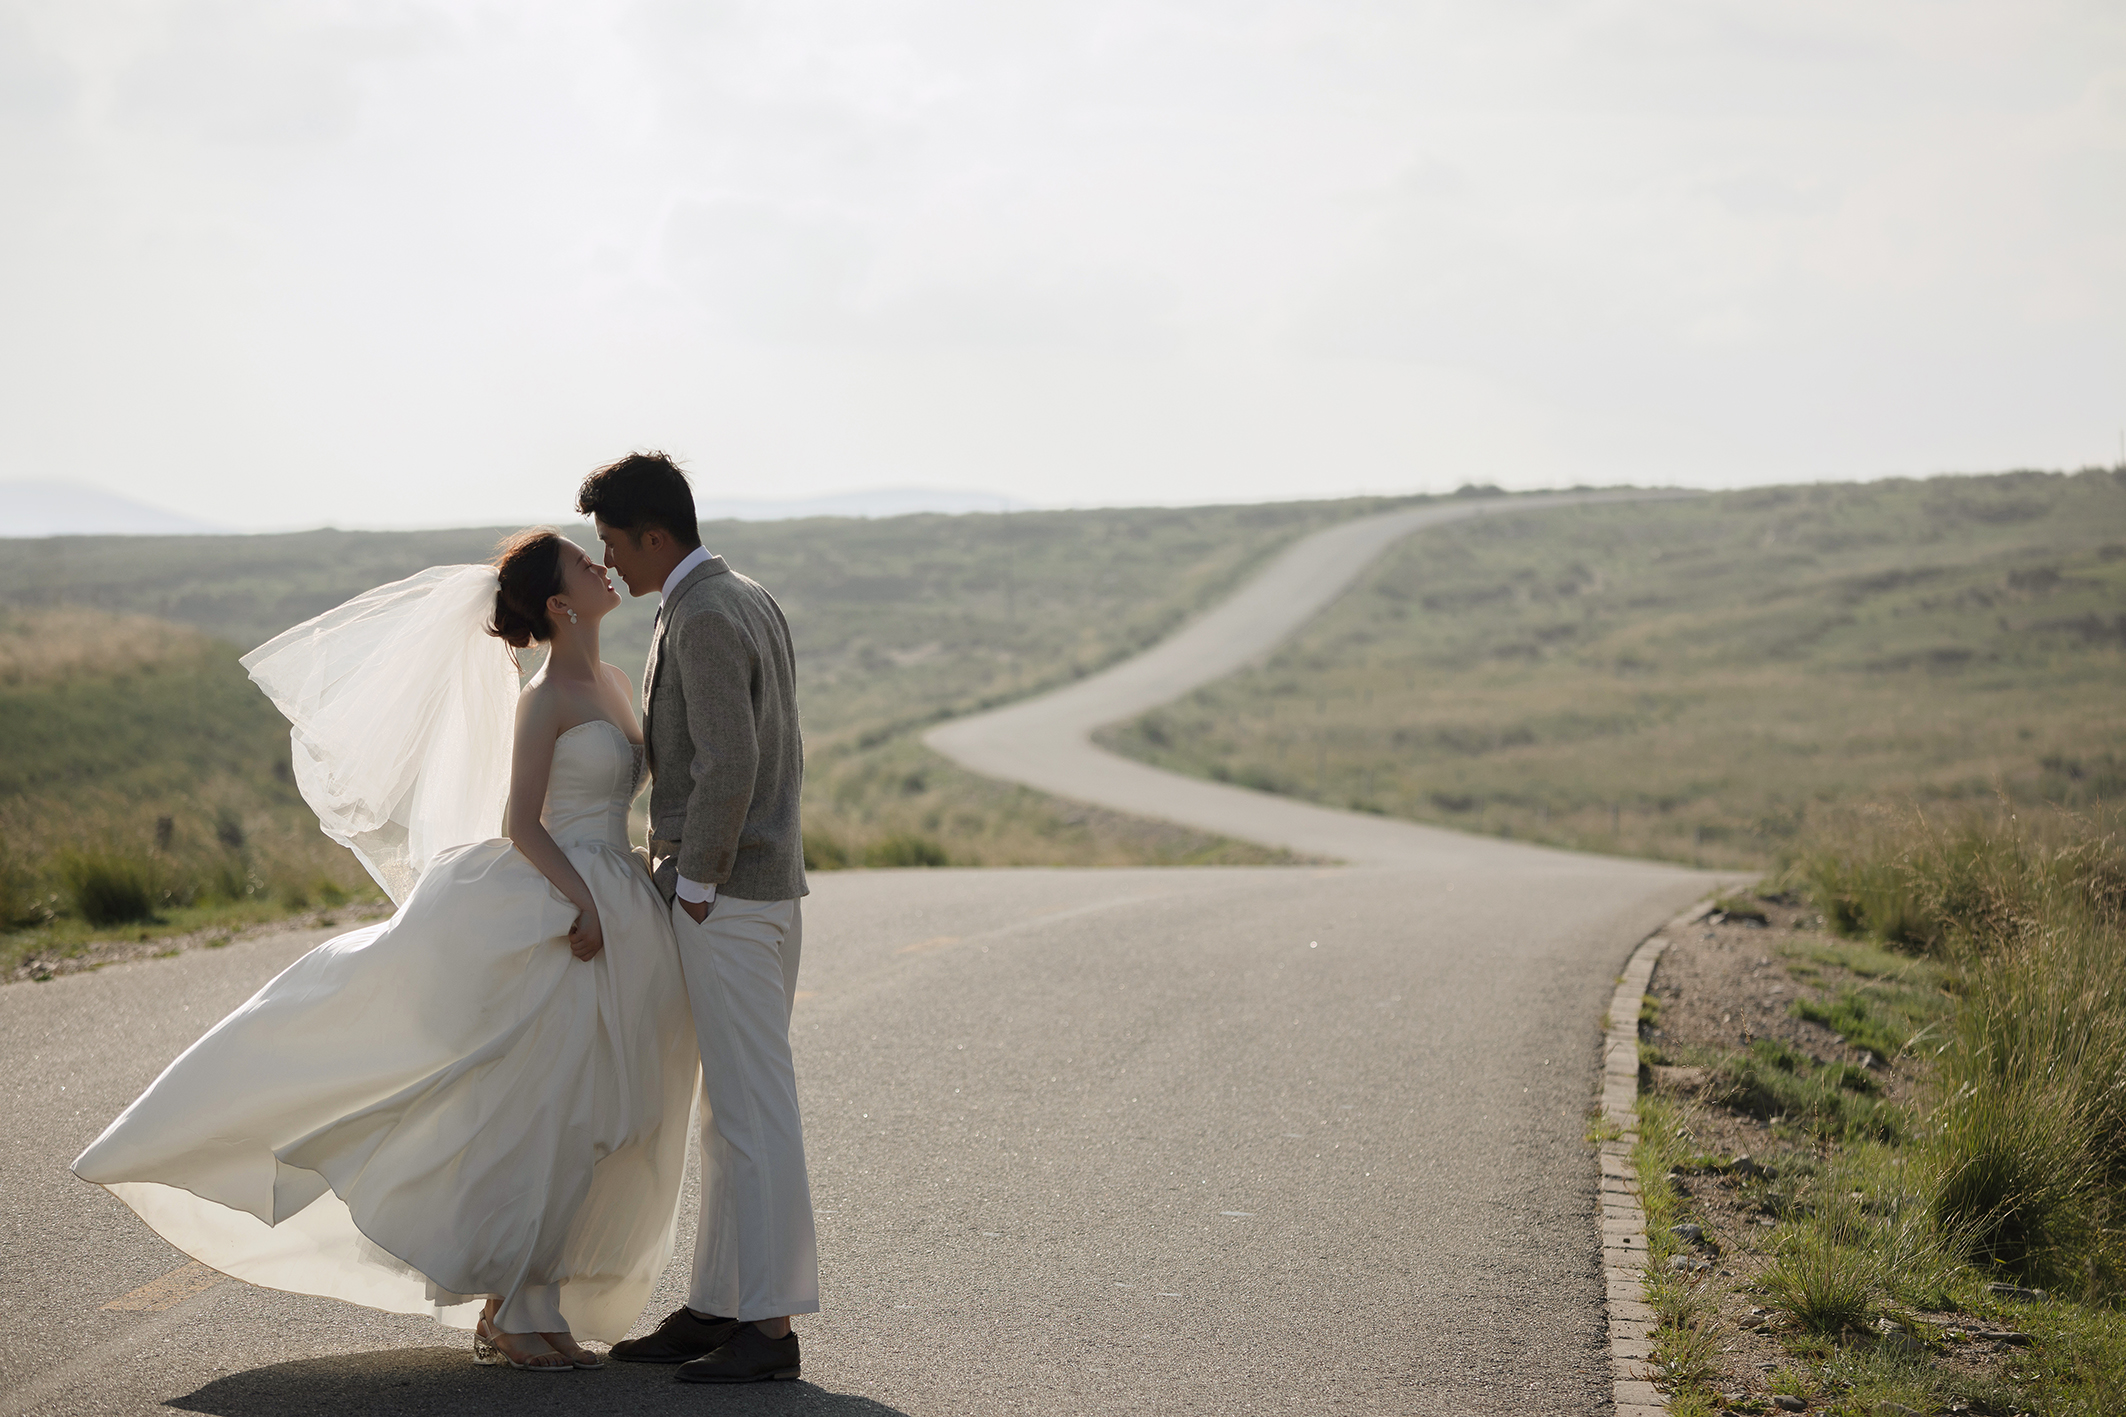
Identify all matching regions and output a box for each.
[241,565,519,905]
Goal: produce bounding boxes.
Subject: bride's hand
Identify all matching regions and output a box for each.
[567,909,605,961]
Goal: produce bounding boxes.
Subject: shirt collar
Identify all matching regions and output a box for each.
[660,545,713,602]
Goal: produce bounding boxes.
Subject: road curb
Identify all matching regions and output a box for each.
[1599,899,1718,1417]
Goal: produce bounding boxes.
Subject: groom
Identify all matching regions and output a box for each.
[577,452,818,1384]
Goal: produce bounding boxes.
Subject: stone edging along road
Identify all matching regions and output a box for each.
[1602,901,1717,1417]
[925,489,1699,867]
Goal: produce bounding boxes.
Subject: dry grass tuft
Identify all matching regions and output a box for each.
[0,605,199,688]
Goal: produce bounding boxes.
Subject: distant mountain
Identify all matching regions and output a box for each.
[697,487,1032,521]
[0,482,1032,537]
[0,481,228,538]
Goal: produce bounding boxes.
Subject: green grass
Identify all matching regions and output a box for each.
[1764,805,2125,1411]
[1739,1134,2125,1415]
[1930,1079,2101,1277]
[1710,1037,1901,1142]
[1789,990,1915,1060]
[56,850,163,926]
[4,498,1413,970]
[1634,1093,1695,1258]
[1760,1243,1878,1338]
[1632,1094,1729,1413]
[1776,944,1952,1062]
[0,613,298,801]
[1759,1189,1892,1336]
[1791,799,2126,957]
[14,895,361,962]
[1791,801,2126,1287]
[0,606,385,970]
[1711,891,1770,923]
[1629,800,2126,1414]
[0,498,1403,744]
[2002,1300,2126,1417]
[0,498,1409,702]
[1099,468,2126,868]
[1,496,1416,874]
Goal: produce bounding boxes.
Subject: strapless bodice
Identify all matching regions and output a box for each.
[542,719,645,852]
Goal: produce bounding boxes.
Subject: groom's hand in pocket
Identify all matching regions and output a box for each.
[678,897,711,925]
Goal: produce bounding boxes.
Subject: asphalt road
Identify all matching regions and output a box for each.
[4,495,1729,1415]
[4,860,1713,1417]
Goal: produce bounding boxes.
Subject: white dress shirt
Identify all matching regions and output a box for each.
[660,546,717,906]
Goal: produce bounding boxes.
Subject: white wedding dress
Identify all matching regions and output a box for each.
[73,709,699,1340]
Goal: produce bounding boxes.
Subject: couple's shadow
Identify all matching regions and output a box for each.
[168,1346,909,1416]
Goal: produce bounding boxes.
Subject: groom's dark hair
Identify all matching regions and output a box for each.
[575,451,703,550]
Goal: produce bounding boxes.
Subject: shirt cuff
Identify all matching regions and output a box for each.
[675,875,716,905]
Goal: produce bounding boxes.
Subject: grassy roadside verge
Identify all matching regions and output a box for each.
[8,901,394,983]
[1625,804,2125,1416]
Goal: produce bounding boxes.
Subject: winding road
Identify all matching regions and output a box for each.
[929,491,1696,865]
[3,494,1724,1416]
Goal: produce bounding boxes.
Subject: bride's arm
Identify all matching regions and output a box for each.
[504,689,605,961]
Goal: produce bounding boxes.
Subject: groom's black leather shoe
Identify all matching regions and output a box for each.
[608,1307,741,1363]
[675,1324,801,1383]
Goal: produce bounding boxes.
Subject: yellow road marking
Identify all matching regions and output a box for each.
[101,1261,223,1312]
[894,934,960,956]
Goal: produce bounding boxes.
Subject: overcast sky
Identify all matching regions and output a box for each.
[3,0,2121,530]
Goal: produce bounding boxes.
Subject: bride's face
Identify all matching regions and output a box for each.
[555,541,621,624]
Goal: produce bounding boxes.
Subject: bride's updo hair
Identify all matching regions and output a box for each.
[489,529,566,649]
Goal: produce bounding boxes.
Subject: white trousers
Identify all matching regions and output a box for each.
[672,894,820,1322]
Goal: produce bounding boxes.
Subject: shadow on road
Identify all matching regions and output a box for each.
[166,1346,910,1416]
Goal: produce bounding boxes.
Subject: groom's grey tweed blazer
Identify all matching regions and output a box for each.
[643,555,808,903]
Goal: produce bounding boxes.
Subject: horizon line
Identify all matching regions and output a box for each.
[4,464,2121,541]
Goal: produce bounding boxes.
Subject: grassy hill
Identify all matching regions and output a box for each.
[0,496,1414,969]
[0,501,1389,722]
[1097,469,2126,869]
[0,606,380,958]
[12,469,2117,968]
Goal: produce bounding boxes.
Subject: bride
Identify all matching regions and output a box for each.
[72,531,698,1373]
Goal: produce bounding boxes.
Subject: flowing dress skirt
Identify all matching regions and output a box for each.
[72,835,697,1340]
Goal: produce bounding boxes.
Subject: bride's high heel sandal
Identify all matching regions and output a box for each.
[539,1330,604,1369]
[472,1316,573,1372]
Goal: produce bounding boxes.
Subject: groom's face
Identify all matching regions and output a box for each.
[593,518,657,598]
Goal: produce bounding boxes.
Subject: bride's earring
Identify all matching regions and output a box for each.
[564,606,578,625]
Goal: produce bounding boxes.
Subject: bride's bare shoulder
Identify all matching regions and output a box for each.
[513,675,564,727]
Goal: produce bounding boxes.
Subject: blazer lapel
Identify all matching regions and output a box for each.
[642,606,664,721]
